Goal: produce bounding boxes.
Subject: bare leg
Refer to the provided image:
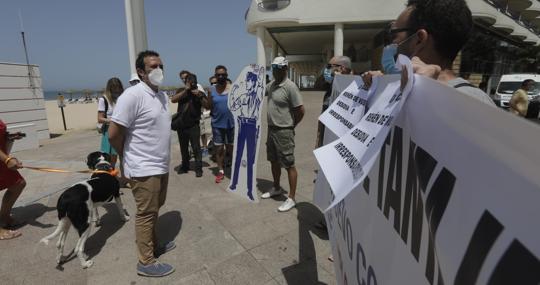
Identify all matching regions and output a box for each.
[111,154,118,169]
[0,180,26,225]
[201,134,208,148]
[216,145,225,171]
[271,161,281,189]
[286,166,298,199]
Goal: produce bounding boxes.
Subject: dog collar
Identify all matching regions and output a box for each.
[93,169,119,176]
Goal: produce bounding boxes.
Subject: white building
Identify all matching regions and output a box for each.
[0,62,48,151]
[245,0,540,89]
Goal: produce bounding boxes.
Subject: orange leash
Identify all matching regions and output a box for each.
[23,166,118,176]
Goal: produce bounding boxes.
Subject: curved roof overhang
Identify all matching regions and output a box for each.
[469,0,498,25]
[510,24,530,40]
[521,1,540,20]
[493,14,516,34]
[523,32,539,44]
[507,0,533,12]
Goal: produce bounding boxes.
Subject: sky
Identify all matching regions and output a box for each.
[0,0,256,91]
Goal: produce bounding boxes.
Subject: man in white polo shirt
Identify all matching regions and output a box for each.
[109,50,175,277]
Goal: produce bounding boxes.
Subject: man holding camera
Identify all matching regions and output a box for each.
[171,70,209,177]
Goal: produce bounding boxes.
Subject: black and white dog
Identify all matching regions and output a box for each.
[40,151,130,268]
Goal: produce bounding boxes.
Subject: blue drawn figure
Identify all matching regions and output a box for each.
[229,67,265,201]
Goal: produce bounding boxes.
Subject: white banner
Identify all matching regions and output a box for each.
[315,55,414,210]
[322,75,540,285]
[227,64,265,202]
[319,77,374,137]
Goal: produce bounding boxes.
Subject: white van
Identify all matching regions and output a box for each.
[493,74,540,108]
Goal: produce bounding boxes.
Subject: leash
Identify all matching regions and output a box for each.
[23,166,118,176]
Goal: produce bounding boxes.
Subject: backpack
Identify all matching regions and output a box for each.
[96,96,109,134]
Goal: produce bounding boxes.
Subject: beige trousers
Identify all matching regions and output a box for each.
[130,173,169,264]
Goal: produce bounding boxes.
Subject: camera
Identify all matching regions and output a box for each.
[186,74,198,91]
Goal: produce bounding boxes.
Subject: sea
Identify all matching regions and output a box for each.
[43,90,99,101]
[44,89,177,101]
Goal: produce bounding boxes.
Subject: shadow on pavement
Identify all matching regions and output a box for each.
[86,203,128,259]
[11,203,56,229]
[156,210,182,245]
[282,202,329,285]
[257,178,288,202]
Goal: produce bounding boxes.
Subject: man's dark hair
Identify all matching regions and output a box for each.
[522,79,535,87]
[135,50,160,72]
[406,0,472,61]
[179,70,190,78]
[215,65,227,72]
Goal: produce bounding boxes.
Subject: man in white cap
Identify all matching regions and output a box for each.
[129,73,140,86]
[261,56,304,212]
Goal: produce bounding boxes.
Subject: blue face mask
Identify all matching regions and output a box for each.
[323,68,333,83]
[381,44,400,74]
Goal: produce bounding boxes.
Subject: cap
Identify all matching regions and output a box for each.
[271,56,288,67]
[129,73,140,82]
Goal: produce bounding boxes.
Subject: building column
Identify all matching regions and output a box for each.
[125,0,148,75]
[271,40,278,61]
[256,26,266,67]
[334,23,344,56]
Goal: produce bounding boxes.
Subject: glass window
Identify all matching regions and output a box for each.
[257,0,291,11]
[497,81,540,95]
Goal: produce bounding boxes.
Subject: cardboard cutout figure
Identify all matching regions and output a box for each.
[228,64,265,202]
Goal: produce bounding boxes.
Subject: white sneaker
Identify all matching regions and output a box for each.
[261,187,284,199]
[278,198,296,212]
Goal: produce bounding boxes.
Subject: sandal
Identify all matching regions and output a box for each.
[0,228,21,240]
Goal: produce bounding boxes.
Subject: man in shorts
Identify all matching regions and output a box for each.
[261,57,304,212]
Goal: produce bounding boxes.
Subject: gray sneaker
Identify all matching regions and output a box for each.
[137,261,175,277]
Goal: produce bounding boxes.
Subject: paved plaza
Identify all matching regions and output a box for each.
[2,91,337,285]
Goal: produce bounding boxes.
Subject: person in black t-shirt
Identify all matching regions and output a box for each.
[171,70,209,177]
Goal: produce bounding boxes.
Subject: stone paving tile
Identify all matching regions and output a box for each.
[207,252,273,285]
[226,215,298,251]
[248,234,302,278]
[274,263,337,285]
[170,269,216,285]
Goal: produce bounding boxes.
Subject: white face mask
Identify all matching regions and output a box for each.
[148,68,164,86]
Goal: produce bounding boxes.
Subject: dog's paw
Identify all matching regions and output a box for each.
[82,259,94,269]
[40,238,50,245]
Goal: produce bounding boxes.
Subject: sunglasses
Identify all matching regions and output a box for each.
[388,27,413,35]
[326,64,342,69]
[215,73,228,78]
[271,64,287,69]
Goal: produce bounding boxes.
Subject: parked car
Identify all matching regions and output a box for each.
[492,74,540,108]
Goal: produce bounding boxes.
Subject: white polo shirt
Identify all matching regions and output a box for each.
[111,82,171,178]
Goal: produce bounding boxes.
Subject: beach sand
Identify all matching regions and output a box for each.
[46,100,178,134]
